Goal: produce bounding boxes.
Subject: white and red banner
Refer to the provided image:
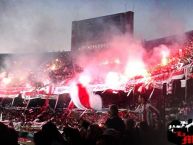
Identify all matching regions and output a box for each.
[69,83,102,110]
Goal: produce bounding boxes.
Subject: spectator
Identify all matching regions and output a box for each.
[86,124,103,145]
[96,129,120,145]
[122,119,139,145]
[105,104,125,132]
[0,122,19,145]
[34,121,67,145]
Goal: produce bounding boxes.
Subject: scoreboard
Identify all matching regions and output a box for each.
[71,11,134,51]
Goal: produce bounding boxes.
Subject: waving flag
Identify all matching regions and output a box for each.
[69,83,102,110]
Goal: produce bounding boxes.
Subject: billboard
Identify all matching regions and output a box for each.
[71,11,134,51]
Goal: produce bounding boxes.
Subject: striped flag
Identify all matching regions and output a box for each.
[69,83,102,110]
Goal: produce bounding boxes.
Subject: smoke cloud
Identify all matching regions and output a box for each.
[0,0,191,86]
[0,0,127,53]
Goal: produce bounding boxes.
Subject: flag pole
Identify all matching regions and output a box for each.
[54,95,59,110]
[185,67,188,103]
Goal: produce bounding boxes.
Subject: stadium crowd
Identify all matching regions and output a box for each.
[0,104,166,145]
[1,90,193,145]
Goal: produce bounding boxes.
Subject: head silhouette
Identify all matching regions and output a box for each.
[109,104,118,117]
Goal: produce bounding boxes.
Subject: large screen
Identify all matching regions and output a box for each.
[71,11,134,51]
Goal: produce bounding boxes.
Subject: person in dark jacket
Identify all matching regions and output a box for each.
[105,104,125,132]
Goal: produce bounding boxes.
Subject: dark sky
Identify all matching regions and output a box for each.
[0,0,192,53]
